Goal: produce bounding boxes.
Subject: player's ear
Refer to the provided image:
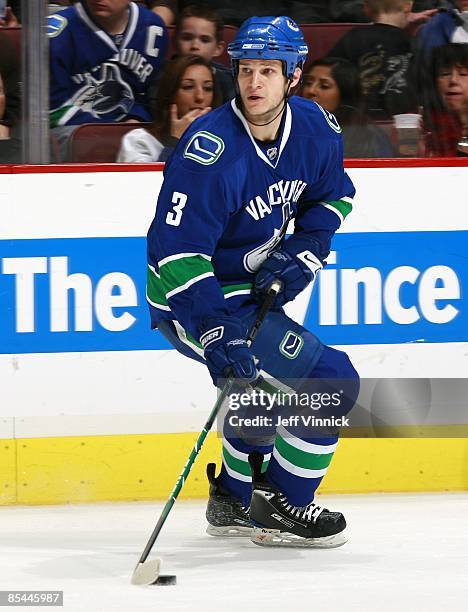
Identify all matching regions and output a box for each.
[291,66,302,89]
[213,40,225,59]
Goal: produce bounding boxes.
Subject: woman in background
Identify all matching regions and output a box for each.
[301,57,395,158]
[422,43,468,156]
[117,54,221,163]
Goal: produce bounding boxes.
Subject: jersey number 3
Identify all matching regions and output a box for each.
[166,192,187,227]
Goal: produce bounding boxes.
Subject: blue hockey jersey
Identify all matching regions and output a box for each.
[47,2,168,126]
[147,96,356,342]
[418,7,468,57]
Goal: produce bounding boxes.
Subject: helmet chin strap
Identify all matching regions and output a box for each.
[244,80,293,129]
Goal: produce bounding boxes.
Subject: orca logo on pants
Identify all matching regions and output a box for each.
[279,331,304,359]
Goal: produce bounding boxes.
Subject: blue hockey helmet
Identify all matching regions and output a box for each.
[227,16,308,81]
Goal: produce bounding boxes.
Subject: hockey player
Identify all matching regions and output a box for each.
[147,16,360,548]
[47,1,168,127]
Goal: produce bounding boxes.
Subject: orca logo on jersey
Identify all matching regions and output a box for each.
[184,131,225,165]
[47,14,68,38]
[71,63,134,121]
[316,103,342,134]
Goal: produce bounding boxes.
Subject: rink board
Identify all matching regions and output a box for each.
[1,160,468,504]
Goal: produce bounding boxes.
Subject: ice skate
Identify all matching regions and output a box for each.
[248,452,347,548]
[205,463,252,537]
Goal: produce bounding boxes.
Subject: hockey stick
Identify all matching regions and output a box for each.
[131,280,281,586]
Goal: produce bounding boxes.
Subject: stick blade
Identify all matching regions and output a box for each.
[131,559,161,585]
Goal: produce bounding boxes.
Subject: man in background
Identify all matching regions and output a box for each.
[48,0,168,157]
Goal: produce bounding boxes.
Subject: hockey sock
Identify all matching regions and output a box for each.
[218,437,273,507]
[265,425,338,507]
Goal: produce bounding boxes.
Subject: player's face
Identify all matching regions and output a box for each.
[174,64,214,117]
[301,65,340,113]
[176,17,224,62]
[437,64,468,115]
[237,60,293,122]
[85,0,129,19]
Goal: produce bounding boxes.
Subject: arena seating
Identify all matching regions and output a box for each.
[0,23,369,66]
[0,27,21,55]
[68,122,152,163]
[1,22,375,164]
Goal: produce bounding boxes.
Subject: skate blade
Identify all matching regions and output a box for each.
[251,527,347,549]
[206,524,253,537]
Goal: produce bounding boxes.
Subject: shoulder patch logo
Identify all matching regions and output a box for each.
[47,14,68,38]
[317,103,342,134]
[184,131,225,165]
[279,331,304,360]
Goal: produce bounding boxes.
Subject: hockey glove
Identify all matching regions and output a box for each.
[199,316,259,386]
[254,248,322,307]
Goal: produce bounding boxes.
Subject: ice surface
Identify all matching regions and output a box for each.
[1,493,467,612]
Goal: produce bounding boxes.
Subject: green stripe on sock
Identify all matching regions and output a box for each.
[326,199,353,219]
[223,447,269,476]
[159,255,214,296]
[274,435,335,470]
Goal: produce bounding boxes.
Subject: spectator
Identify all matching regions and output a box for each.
[177,1,287,28]
[145,0,176,25]
[418,1,468,54]
[0,29,21,162]
[327,0,418,118]
[301,57,394,157]
[0,2,20,26]
[174,4,235,102]
[422,43,468,155]
[117,54,221,162]
[48,0,168,158]
[330,0,438,24]
[0,29,20,137]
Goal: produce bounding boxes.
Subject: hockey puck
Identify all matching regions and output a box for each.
[155,575,177,586]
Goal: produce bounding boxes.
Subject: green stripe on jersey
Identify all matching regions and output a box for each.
[49,106,73,127]
[147,264,253,309]
[159,255,214,298]
[326,199,353,219]
[222,283,252,296]
[274,435,335,471]
[146,266,168,307]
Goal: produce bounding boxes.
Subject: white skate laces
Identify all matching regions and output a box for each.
[278,494,324,523]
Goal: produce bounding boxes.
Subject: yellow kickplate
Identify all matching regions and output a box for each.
[10,433,468,505]
[0,439,16,505]
[16,432,222,505]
